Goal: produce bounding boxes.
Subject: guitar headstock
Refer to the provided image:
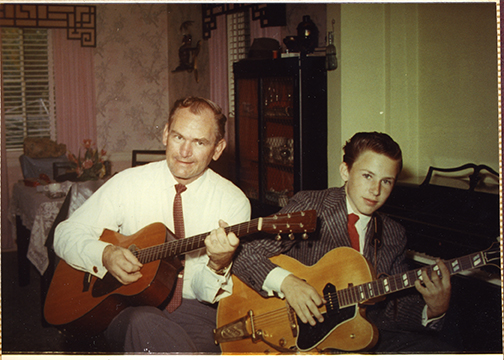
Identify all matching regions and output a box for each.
[260,210,317,240]
[483,241,501,269]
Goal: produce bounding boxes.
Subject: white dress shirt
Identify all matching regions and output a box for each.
[54,160,251,303]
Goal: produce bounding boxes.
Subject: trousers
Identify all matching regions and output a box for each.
[105,299,220,354]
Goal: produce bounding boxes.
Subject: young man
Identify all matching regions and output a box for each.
[232,132,452,353]
[54,97,251,353]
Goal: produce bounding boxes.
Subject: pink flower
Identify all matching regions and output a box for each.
[82,159,94,170]
[83,139,93,149]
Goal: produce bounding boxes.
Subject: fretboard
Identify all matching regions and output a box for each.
[134,219,262,264]
[337,248,492,308]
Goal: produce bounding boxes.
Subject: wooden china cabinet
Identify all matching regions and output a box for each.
[233,56,327,217]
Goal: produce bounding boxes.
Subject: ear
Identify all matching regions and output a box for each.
[162,123,169,146]
[339,162,350,182]
[212,139,227,161]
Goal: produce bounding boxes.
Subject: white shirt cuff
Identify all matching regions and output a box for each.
[83,240,112,279]
[262,267,292,298]
[422,304,445,326]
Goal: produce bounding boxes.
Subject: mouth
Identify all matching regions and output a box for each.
[175,158,193,166]
[363,198,378,207]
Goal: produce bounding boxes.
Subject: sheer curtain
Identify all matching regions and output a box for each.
[209,15,229,123]
[52,29,96,155]
[209,12,281,138]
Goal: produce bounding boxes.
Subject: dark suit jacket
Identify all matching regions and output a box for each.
[233,186,436,334]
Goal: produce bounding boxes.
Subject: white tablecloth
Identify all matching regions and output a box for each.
[9,180,104,275]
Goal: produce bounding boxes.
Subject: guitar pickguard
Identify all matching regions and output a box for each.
[296,283,356,351]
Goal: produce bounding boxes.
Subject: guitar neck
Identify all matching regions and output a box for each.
[338,247,494,307]
[134,219,262,264]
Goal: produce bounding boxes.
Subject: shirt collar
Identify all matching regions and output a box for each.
[345,196,372,231]
[163,161,209,193]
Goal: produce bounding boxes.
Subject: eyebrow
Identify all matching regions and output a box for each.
[360,168,396,181]
[170,129,211,144]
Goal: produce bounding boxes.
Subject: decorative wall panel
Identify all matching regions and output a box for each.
[0,4,96,47]
[202,4,285,39]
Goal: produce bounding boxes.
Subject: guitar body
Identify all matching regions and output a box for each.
[44,223,182,337]
[216,247,378,354]
[43,211,318,337]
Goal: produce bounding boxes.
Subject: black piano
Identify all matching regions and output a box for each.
[380,164,501,353]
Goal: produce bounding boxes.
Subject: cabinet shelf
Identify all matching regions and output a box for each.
[265,161,293,173]
[263,115,294,126]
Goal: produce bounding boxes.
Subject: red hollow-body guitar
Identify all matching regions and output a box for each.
[44,210,317,337]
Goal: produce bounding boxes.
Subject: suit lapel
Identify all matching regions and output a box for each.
[325,187,353,249]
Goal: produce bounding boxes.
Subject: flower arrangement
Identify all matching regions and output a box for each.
[68,139,108,181]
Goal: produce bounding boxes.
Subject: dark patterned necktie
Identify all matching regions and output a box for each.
[166,183,187,313]
[348,213,360,251]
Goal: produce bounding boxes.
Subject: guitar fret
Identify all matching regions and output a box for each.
[338,288,347,307]
[348,287,355,305]
[346,287,355,305]
[351,286,359,304]
[332,246,496,320]
[131,211,316,269]
[382,278,390,293]
[367,282,374,298]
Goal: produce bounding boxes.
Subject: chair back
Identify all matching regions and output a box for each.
[132,150,165,167]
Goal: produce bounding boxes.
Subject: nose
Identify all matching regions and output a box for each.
[370,181,381,197]
[179,141,192,158]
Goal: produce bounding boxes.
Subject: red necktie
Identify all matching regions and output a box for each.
[348,213,360,251]
[166,183,187,313]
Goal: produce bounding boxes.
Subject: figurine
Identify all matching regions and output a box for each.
[172,21,201,82]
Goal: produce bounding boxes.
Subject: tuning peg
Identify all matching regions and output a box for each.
[275,234,281,241]
[302,232,308,240]
[289,233,295,240]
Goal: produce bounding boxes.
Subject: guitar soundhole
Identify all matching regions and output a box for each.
[296,283,356,351]
[91,272,123,298]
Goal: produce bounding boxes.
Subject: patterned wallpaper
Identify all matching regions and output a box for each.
[94,4,209,156]
[91,3,322,169]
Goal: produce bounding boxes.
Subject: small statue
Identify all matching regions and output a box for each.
[172,21,201,82]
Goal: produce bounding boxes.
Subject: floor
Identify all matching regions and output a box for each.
[1,250,109,355]
[2,249,502,356]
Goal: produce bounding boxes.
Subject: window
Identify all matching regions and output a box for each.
[227,11,250,117]
[2,28,56,151]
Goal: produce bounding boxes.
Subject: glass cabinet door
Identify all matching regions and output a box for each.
[262,76,294,207]
[236,78,259,200]
[234,56,327,215]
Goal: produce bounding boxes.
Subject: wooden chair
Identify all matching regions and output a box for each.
[131,150,165,167]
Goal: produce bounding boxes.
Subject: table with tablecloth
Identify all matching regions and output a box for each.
[9,180,105,282]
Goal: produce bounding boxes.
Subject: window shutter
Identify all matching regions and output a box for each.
[2,28,56,151]
[227,12,250,117]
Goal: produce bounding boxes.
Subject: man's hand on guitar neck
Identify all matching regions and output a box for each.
[281,274,326,326]
[205,220,240,273]
[102,245,143,285]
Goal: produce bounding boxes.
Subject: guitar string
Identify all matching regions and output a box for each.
[227,250,487,331]
[253,308,294,328]
[134,217,314,263]
[329,252,479,307]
